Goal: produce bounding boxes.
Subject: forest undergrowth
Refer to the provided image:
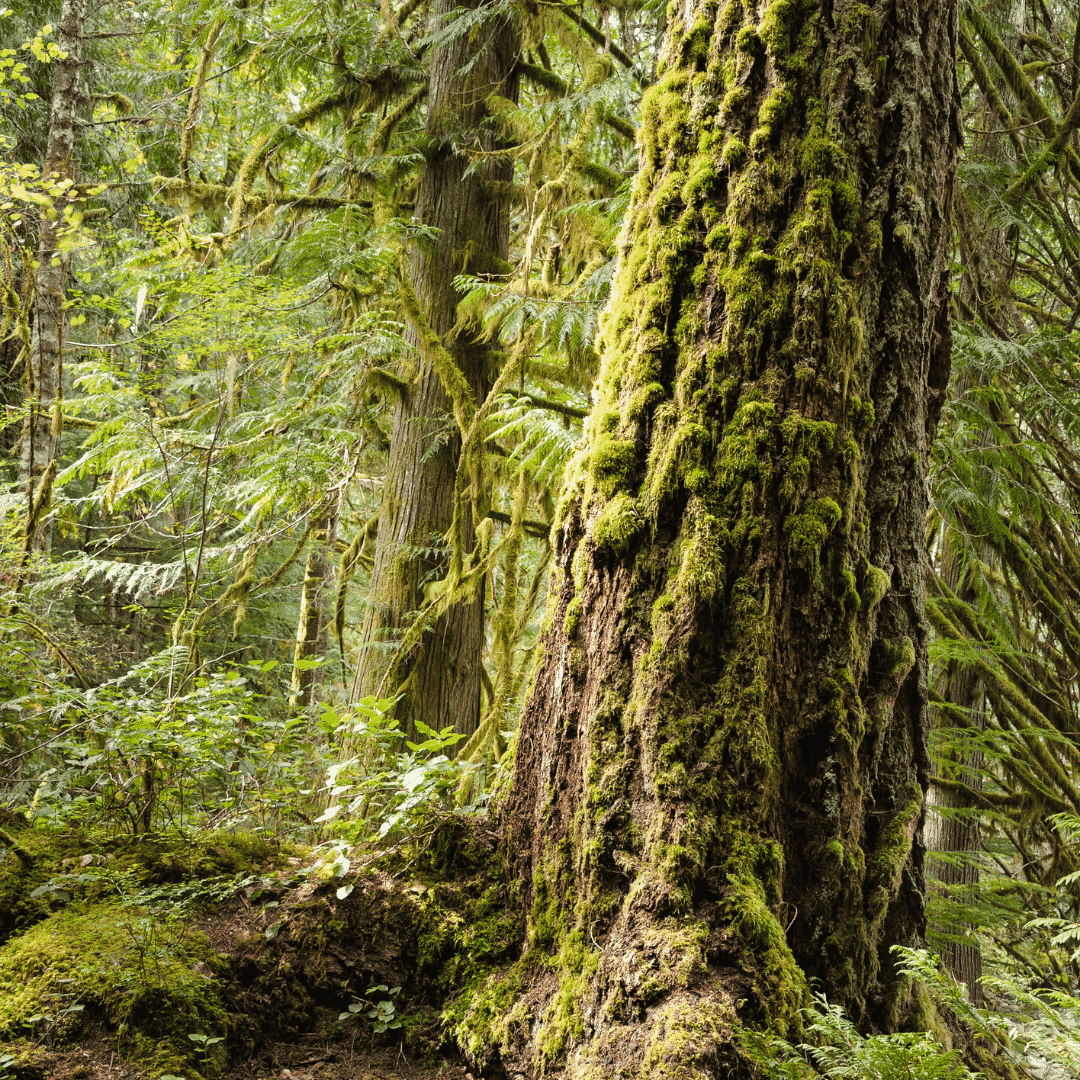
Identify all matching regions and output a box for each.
[4,0,1080,1077]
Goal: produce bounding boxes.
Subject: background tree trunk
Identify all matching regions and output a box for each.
[925,389,990,1007]
[495,1,959,1073]
[20,0,86,545]
[290,510,337,716]
[925,652,985,1007]
[350,0,519,745]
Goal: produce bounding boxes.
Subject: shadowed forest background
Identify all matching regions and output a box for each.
[3,0,1080,1078]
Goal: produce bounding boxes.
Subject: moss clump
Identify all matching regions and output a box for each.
[448,961,529,1061]
[721,137,748,169]
[863,562,890,608]
[880,636,916,682]
[846,397,872,429]
[786,497,842,555]
[0,827,287,946]
[590,437,637,497]
[639,996,734,1079]
[537,929,599,1063]
[592,494,642,553]
[563,596,582,638]
[725,871,806,1026]
[866,786,923,931]
[841,569,860,609]
[627,381,667,421]
[0,903,228,1074]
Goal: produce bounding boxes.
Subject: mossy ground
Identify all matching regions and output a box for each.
[0,816,515,1080]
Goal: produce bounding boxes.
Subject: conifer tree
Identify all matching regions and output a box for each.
[481,1,960,1073]
[349,0,520,742]
[20,0,85,550]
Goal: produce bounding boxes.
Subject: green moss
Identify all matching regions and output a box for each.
[721,137,748,169]
[685,466,710,492]
[590,437,637,497]
[447,961,528,1059]
[758,86,792,129]
[0,904,227,1074]
[528,854,566,952]
[642,919,709,989]
[683,158,719,205]
[724,869,806,1026]
[563,596,582,638]
[841,569,860,609]
[592,494,642,553]
[627,381,666,421]
[866,786,923,931]
[705,222,731,251]
[863,563,890,609]
[759,0,800,59]
[718,395,778,486]
[638,997,734,1078]
[0,827,289,946]
[881,637,916,682]
[720,86,749,120]
[571,541,591,593]
[537,930,599,1063]
[786,497,842,555]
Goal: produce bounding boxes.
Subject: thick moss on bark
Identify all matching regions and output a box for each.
[495,0,959,1074]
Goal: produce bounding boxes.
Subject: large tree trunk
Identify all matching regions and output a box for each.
[494,1,959,1074]
[20,0,86,541]
[350,0,518,745]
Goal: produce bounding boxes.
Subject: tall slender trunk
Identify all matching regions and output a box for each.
[350,0,519,744]
[925,380,990,1007]
[20,0,86,543]
[488,2,959,1074]
[290,511,337,715]
[926,652,985,1006]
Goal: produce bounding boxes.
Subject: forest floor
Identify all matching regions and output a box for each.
[12,1028,473,1080]
[0,819,506,1080]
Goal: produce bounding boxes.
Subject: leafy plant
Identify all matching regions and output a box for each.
[314,696,473,846]
[339,984,401,1036]
[187,1032,224,1078]
[739,981,978,1080]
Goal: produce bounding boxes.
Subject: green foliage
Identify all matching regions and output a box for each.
[314,697,475,846]
[1,651,327,837]
[740,986,977,1079]
[3,1,1080,1077]
[339,984,401,1034]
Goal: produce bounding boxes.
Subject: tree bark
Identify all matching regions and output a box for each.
[290,511,336,715]
[492,1,959,1073]
[925,655,985,1007]
[350,0,519,745]
[20,0,86,538]
[925,379,989,1008]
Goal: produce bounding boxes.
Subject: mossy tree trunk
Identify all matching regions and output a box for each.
[20,0,86,545]
[350,0,518,745]
[289,510,337,716]
[494,0,958,1074]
